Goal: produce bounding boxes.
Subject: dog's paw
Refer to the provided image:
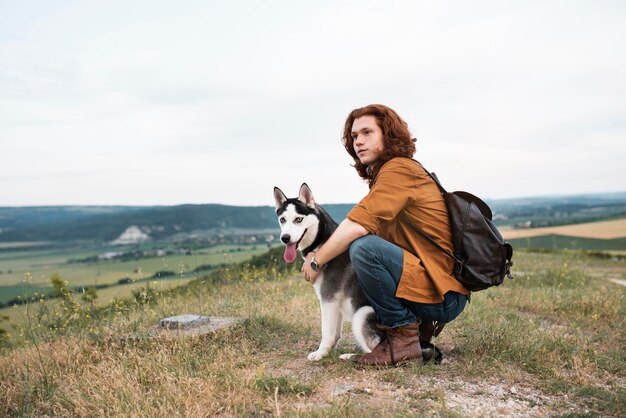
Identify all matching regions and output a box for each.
[338,353,356,361]
[307,350,328,361]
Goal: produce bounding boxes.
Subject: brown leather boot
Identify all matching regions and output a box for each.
[350,322,422,366]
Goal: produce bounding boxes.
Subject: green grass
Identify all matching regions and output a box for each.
[0,284,51,302]
[0,244,270,305]
[0,247,624,417]
[0,242,52,249]
[509,234,626,251]
[255,374,314,396]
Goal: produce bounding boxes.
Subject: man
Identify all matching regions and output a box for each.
[302,104,469,366]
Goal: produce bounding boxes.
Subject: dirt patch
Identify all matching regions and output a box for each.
[254,334,587,417]
[438,378,580,417]
[272,358,584,417]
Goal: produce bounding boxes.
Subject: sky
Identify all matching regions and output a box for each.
[1,0,625,207]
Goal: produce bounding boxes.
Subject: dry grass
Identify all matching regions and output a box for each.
[1,250,625,417]
[500,217,626,239]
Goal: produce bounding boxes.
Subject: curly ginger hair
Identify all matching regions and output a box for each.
[342,104,416,186]
[342,104,416,185]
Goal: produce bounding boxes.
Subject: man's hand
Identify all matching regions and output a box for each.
[302,252,322,285]
[300,219,368,285]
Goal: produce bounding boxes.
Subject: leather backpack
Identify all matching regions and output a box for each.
[412,161,514,292]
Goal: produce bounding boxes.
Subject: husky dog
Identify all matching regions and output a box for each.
[273,183,382,361]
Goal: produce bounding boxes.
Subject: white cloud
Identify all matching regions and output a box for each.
[0,0,625,206]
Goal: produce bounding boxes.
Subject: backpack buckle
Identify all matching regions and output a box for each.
[505,260,514,280]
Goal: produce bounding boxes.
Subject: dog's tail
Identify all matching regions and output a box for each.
[352,306,383,352]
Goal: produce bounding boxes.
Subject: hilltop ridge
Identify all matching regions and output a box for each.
[1,191,625,243]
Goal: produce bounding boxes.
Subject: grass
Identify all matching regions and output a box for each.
[0,248,624,416]
[0,244,270,306]
[508,234,626,251]
[0,242,52,249]
[0,243,269,286]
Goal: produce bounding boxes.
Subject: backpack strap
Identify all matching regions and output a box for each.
[409,222,462,265]
[413,159,448,194]
[408,159,462,266]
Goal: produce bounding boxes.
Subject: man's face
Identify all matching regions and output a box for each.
[352,115,385,167]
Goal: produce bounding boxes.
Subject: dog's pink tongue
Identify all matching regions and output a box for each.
[284,243,297,263]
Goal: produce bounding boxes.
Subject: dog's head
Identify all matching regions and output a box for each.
[273,183,321,263]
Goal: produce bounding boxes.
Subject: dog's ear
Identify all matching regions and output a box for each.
[298,183,315,208]
[273,187,288,211]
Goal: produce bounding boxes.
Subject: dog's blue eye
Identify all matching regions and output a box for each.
[295,217,303,223]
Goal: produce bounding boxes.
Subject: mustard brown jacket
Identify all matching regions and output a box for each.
[347,157,469,304]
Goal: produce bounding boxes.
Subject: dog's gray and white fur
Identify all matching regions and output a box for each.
[273,183,382,361]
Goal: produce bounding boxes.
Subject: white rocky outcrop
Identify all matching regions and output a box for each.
[111,225,151,245]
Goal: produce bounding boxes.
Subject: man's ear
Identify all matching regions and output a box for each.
[273,187,288,211]
[298,183,315,208]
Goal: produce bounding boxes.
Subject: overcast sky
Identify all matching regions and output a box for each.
[1,1,624,207]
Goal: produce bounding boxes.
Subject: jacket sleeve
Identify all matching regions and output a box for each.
[346,159,417,234]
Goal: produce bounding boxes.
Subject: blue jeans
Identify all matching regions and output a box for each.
[349,235,467,328]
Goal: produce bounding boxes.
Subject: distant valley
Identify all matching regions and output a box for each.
[1,191,625,316]
[0,191,625,247]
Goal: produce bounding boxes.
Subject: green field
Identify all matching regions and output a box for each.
[508,234,626,251]
[0,244,271,307]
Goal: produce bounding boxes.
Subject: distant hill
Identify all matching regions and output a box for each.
[0,204,354,243]
[1,191,624,243]
[488,191,626,211]
[487,191,626,227]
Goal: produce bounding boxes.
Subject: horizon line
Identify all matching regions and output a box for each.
[1,189,625,208]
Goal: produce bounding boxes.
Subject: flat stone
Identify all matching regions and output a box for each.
[159,314,211,329]
[120,316,244,342]
[330,384,355,397]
